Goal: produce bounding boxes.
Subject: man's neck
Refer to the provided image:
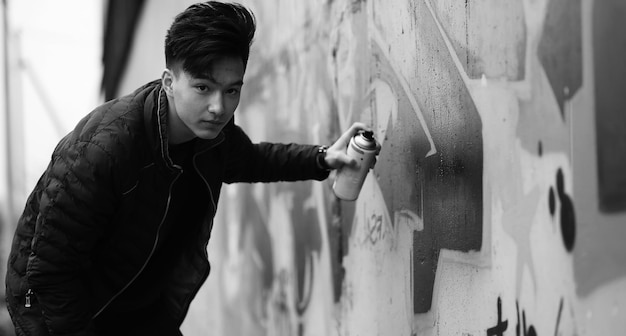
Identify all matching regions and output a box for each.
[166,102,195,145]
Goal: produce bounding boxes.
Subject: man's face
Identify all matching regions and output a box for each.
[163,56,244,143]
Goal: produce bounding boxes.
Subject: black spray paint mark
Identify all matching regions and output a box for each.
[487,297,567,336]
[556,169,576,252]
[516,301,538,336]
[487,297,509,336]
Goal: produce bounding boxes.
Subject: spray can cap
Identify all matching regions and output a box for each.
[354,130,377,150]
[362,130,374,141]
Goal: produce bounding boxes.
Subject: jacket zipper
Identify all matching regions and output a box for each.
[193,152,217,232]
[25,288,33,308]
[92,168,182,319]
[174,152,217,325]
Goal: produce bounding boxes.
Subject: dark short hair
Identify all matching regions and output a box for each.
[165,1,256,77]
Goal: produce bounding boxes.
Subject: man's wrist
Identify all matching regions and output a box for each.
[316,146,332,171]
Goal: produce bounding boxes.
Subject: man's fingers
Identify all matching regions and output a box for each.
[332,122,370,150]
[335,125,359,147]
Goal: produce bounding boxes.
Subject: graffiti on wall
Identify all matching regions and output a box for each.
[175,0,626,334]
[365,16,484,312]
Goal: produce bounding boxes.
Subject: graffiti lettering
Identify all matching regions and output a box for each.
[486,297,567,336]
[365,213,386,244]
[515,301,537,336]
[486,297,508,336]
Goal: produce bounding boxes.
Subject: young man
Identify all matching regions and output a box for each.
[5,2,372,335]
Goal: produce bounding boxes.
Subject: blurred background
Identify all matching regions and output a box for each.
[0,1,103,333]
[1,0,102,230]
[1,0,625,335]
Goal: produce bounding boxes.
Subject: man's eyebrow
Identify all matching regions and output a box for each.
[196,76,244,87]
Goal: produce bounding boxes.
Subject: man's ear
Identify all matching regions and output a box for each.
[161,69,174,96]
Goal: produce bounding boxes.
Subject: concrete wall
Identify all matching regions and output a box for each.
[121,0,626,335]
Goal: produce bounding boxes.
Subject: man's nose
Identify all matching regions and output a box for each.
[207,92,224,115]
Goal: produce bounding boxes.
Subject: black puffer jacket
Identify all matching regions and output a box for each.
[5,80,328,335]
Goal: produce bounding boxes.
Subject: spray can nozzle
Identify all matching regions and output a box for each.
[361,130,374,140]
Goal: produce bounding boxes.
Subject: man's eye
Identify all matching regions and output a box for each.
[195,85,208,92]
[226,88,240,95]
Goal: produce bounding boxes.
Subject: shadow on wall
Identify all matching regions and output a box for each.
[593,0,626,213]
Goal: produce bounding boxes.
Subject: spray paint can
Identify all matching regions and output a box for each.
[333,130,378,201]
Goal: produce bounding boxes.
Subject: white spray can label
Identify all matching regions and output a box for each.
[332,130,378,201]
